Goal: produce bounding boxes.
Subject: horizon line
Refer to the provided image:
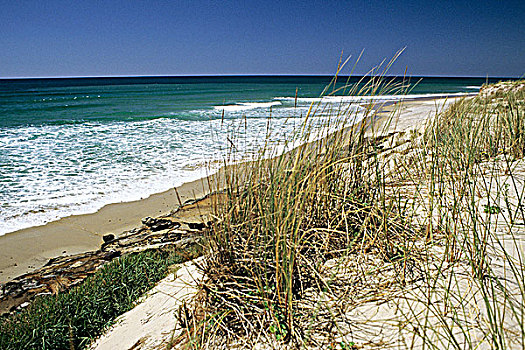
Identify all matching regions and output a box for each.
[0,73,522,80]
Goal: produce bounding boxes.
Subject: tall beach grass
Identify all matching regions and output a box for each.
[177,63,524,349]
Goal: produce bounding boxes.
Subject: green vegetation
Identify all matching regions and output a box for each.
[412,81,525,349]
[0,245,201,350]
[179,69,525,348]
[185,56,420,346]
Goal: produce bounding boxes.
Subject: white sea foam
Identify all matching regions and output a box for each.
[466,86,482,89]
[274,92,470,104]
[213,101,282,112]
[0,104,361,235]
[274,97,323,103]
[0,119,224,235]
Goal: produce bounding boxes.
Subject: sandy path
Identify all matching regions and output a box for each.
[88,258,204,350]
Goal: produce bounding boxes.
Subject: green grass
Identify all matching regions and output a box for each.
[409,81,525,349]
[0,245,202,350]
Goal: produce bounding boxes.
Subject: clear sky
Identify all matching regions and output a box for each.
[1,0,524,78]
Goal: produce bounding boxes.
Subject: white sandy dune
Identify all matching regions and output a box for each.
[89,257,203,350]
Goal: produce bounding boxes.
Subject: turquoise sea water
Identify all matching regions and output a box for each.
[0,76,508,234]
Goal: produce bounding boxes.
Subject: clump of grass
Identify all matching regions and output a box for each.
[0,245,201,350]
[427,84,525,165]
[408,81,525,349]
[183,73,525,349]
[184,55,420,346]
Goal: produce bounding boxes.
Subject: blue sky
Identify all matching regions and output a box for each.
[1,0,524,78]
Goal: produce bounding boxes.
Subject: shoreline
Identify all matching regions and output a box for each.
[0,95,463,284]
[0,173,219,283]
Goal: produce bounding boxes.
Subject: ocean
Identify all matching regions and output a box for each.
[0,76,506,235]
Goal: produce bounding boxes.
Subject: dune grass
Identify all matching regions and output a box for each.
[174,67,524,349]
[0,245,202,350]
[405,81,525,349]
[176,57,422,346]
